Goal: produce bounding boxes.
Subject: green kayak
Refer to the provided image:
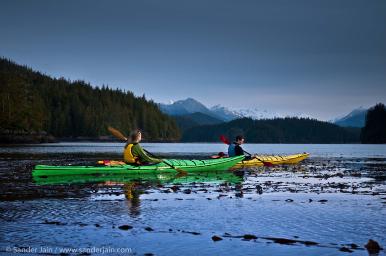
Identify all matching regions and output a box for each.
[33,156,244,177]
[33,171,243,185]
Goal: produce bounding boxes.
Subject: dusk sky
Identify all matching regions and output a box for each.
[1,0,385,120]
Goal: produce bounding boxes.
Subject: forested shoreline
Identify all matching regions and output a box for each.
[0,57,180,143]
[181,117,361,143]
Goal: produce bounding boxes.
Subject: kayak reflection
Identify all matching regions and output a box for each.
[33,171,243,186]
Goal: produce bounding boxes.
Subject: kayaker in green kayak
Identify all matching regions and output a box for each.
[123,130,162,165]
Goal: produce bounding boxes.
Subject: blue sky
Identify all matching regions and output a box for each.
[1,0,385,120]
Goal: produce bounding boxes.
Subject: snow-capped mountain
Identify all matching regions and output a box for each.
[228,107,282,120]
[211,105,310,120]
[210,105,242,121]
[159,98,311,122]
[159,98,213,116]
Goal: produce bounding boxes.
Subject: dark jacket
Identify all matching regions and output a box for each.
[228,142,244,157]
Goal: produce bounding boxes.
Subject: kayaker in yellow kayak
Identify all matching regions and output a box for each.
[228,135,245,156]
[123,130,163,165]
[228,135,252,160]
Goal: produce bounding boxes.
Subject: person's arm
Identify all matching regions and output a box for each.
[235,145,244,156]
[235,145,252,160]
[132,144,162,163]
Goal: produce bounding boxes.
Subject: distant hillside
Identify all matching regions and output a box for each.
[333,107,367,127]
[173,112,223,131]
[0,57,180,142]
[182,117,360,143]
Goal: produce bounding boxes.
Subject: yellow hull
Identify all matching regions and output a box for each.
[233,153,309,168]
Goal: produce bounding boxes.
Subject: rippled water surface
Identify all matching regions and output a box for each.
[0,143,385,255]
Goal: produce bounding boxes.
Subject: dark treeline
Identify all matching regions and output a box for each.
[182,117,360,143]
[361,103,386,144]
[0,57,180,141]
[173,112,223,131]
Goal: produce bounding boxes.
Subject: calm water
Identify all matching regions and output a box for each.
[0,143,385,255]
[1,142,386,158]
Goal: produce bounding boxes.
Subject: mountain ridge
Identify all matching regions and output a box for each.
[332,107,368,128]
[158,98,225,120]
[160,98,295,121]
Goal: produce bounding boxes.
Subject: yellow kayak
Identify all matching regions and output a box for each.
[233,153,309,168]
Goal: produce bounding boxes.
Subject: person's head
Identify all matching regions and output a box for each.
[130,129,142,142]
[235,135,245,144]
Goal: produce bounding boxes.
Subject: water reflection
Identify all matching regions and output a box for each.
[33,171,243,187]
[123,183,142,217]
[32,171,243,217]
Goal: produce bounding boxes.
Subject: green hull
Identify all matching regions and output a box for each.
[33,156,244,177]
[33,171,243,185]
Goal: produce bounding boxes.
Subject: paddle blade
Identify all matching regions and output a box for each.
[175,170,188,178]
[253,156,274,167]
[108,126,128,141]
[262,162,273,167]
[219,135,230,145]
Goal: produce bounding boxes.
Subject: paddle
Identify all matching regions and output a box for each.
[107,126,187,175]
[142,149,188,178]
[219,135,273,167]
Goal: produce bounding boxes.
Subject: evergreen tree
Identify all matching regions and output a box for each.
[361,103,386,144]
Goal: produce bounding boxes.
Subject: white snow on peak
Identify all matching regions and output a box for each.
[211,105,310,120]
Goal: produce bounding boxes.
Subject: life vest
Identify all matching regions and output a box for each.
[228,143,236,157]
[123,143,139,164]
